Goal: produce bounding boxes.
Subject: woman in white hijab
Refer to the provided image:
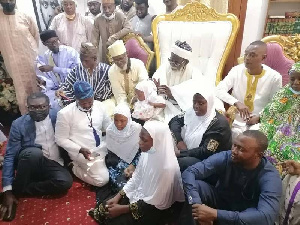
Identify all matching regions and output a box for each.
[104,104,142,191]
[169,86,232,172]
[90,121,185,225]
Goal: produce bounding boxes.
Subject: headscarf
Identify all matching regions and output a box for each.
[171,40,192,61]
[135,80,157,102]
[73,81,94,99]
[123,121,185,209]
[106,104,142,163]
[182,85,217,149]
[288,62,300,94]
[40,30,58,42]
[289,62,300,75]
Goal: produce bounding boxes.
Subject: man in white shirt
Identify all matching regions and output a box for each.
[0,92,72,221]
[216,41,282,140]
[55,81,111,187]
[108,40,149,105]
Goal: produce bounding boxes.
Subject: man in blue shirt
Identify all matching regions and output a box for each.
[180,130,282,225]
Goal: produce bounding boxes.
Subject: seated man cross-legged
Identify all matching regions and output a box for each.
[0,92,73,221]
[55,81,111,187]
[180,130,282,225]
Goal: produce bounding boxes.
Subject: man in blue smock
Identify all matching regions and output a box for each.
[180,130,282,225]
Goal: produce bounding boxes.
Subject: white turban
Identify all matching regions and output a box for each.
[171,44,192,60]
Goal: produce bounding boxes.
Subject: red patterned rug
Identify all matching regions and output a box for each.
[0,141,98,225]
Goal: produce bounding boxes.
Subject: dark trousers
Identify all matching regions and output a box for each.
[178,157,201,173]
[179,180,219,225]
[13,147,73,196]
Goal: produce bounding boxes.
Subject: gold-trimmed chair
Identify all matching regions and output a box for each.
[107,33,155,72]
[152,1,240,86]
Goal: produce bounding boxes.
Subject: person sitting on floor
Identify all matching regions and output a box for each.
[152,40,206,123]
[58,42,115,115]
[89,121,185,225]
[108,40,149,105]
[0,92,73,222]
[132,79,166,124]
[216,41,282,140]
[36,29,80,112]
[96,103,142,203]
[55,81,111,187]
[169,86,232,172]
[180,130,282,225]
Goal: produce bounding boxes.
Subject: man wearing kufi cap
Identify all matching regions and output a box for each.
[59,42,114,115]
[91,0,132,63]
[107,40,148,105]
[153,40,205,122]
[50,0,93,52]
[116,0,136,22]
[56,81,111,187]
[85,0,101,23]
[36,30,80,112]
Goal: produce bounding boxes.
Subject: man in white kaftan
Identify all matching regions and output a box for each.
[0,0,39,114]
[50,0,93,52]
[216,41,282,139]
[153,40,205,122]
[55,81,111,187]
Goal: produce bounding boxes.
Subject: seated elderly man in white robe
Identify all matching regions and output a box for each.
[108,40,149,105]
[152,40,205,122]
[216,41,282,140]
[55,81,111,187]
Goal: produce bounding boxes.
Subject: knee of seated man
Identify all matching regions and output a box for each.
[18,147,44,162]
[55,171,73,191]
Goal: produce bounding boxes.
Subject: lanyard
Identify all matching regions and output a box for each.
[85,111,101,147]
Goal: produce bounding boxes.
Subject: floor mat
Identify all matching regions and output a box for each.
[0,140,98,225]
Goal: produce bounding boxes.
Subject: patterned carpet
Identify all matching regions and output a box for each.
[0,141,98,225]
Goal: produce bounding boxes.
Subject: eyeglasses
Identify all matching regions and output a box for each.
[27,105,49,111]
[168,58,184,67]
[44,38,59,47]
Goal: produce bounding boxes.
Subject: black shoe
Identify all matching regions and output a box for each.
[0,192,17,221]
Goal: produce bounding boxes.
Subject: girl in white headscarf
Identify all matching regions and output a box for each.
[132,80,166,122]
[169,86,232,172]
[90,121,184,225]
[104,104,142,194]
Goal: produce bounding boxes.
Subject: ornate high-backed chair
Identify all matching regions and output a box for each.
[107,33,154,72]
[152,2,239,87]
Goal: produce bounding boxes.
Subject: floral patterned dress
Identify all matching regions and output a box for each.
[260,84,300,225]
[260,84,300,166]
